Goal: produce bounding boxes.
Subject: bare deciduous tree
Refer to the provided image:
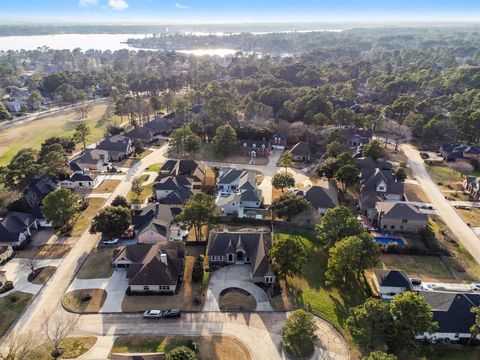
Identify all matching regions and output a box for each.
[448,162,474,177]
[41,312,78,359]
[21,258,39,277]
[0,333,39,360]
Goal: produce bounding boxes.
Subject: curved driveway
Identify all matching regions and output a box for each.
[401,144,480,265]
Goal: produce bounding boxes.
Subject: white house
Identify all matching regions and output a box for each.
[216,169,262,218]
[61,171,101,189]
[373,269,413,299]
[0,212,38,248]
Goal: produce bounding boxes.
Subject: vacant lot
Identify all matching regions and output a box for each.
[380,255,456,281]
[76,247,114,279]
[427,165,470,194]
[169,143,268,165]
[32,337,97,360]
[71,197,107,237]
[404,183,430,202]
[90,180,121,194]
[111,335,251,360]
[0,101,115,166]
[122,256,205,312]
[16,243,72,260]
[0,291,33,336]
[63,289,107,313]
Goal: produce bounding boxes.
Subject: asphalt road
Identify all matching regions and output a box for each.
[401,143,480,265]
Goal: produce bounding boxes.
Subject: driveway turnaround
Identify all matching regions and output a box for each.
[402,143,480,265]
[66,270,129,312]
[73,312,349,360]
[0,258,61,298]
[204,265,273,312]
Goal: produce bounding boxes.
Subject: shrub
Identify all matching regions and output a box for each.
[192,256,204,283]
[166,345,197,360]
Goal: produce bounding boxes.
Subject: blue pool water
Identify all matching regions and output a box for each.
[374,237,406,247]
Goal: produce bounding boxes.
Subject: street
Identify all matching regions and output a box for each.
[401,143,480,265]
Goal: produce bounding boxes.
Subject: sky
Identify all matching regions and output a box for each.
[1,0,480,23]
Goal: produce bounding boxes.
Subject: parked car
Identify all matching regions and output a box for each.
[163,309,181,318]
[120,230,135,240]
[420,152,430,159]
[470,283,480,291]
[455,205,470,210]
[143,310,163,319]
[103,238,119,245]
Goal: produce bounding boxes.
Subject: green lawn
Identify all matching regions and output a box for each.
[411,344,480,360]
[428,165,464,184]
[0,292,33,336]
[146,163,163,173]
[276,229,369,332]
[32,337,97,359]
[0,102,117,166]
[127,175,154,204]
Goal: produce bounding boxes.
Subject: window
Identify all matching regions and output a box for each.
[245,257,250,262]
[383,225,387,229]
[79,182,83,187]
[265,276,274,284]
[252,143,256,148]
[143,286,150,291]
[227,253,234,262]
[402,219,408,223]
[390,225,395,230]
[219,256,224,261]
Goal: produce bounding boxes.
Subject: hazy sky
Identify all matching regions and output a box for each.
[1,0,480,23]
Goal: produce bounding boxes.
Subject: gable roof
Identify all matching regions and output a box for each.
[113,242,185,286]
[374,269,413,290]
[207,230,273,277]
[290,142,312,156]
[0,212,37,244]
[160,160,205,181]
[96,135,131,153]
[155,176,192,191]
[376,202,428,221]
[299,181,339,209]
[70,172,98,182]
[124,127,154,142]
[70,149,106,171]
[25,177,59,201]
[132,203,181,238]
[420,291,480,334]
[144,117,172,134]
[361,168,404,196]
[218,168,244,184]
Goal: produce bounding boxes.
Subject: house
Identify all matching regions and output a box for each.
[96,135,134,161]
[376,202,428,233]
[112,242,185,294]
[124,127,155,144]
[0,212,38,248]
[69,149,111,173]
[215,169,262,217]
[143,116,172,136]
[24,177,60,227]
[159,160,205,189]
[463,146,480,161]
[417,291,480,343]
[154,176,193,205]
[355,157,393,171]
[438,143,479,162]
[239,139,271,158]
[271,134,287,150]
[207,229,276,284]
[290,142,313,162]
[132,203,188,244]
[61,171,101,189]
[0,245,13,264]
[373,269,413,299]
[296,181,339,215]
[4,100,22,113]
[341,128,373,147]
[464,176,480,200]
[0,271,7,289]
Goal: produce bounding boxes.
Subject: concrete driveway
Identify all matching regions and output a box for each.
[0,258,62,298]
[204,265,273,312]
[67,269,129,313]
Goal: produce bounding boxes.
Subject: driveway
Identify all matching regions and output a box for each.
[204,265,273,312]
[0,258,62,298]
[67,269,129,312]
[401,143,480,264]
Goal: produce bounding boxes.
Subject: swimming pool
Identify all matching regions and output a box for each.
[374,236,406,247]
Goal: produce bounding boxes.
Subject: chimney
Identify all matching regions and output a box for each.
[155,202,160,212]
[160,252,168,266]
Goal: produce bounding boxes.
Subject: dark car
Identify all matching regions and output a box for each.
[163,309,181,318]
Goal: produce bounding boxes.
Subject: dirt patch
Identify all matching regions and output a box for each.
[404,183,430,203]
[16,243,72,260]
[76,247,114,279]
[219,288,257,311]
[90,180,121,194]
[269,281,295,311]
[71,197,107,237]
[63,289,107,313]
[457,208,480,227]
[122,256,205,312]
[112,335,251,360]
[28,266,56,285]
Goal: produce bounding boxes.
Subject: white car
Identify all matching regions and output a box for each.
[143,310,163,319]
[103,238,119,245]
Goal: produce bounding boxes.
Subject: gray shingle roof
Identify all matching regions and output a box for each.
[0,212,37,244]
[290,142,312,156]
[376,202,428,221]
[299,181,338,209]
[97,135,131,153]
[374,269,413,289]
